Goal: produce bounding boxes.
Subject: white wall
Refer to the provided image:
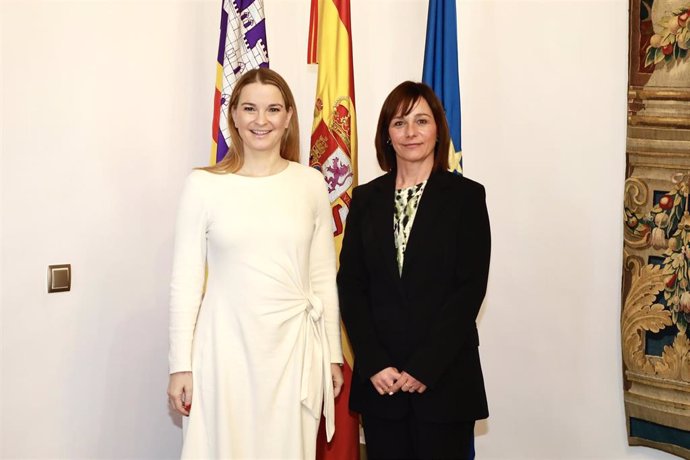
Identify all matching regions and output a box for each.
[1,1,218,458]
[0,0,677,458]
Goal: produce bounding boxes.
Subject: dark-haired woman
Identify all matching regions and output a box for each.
[338,81,490,460]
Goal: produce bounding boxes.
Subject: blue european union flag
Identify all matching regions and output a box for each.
[422,0,463,174]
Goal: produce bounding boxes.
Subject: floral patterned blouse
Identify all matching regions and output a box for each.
[393,180,428,275]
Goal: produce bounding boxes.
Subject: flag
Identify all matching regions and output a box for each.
[422,0,463,174]
[211,0,269,165]
[308,0,360,459]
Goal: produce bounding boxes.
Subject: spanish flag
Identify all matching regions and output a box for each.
[308,0,360,458]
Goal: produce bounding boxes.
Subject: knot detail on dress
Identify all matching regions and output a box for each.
[300,290,335,441]
[305,293,324,321]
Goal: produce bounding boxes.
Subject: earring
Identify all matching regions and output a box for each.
[386,138,391,145]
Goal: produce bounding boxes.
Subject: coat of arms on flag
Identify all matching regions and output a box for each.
[310,97,355,233]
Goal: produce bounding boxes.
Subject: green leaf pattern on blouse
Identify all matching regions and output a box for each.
[394,180,428,276]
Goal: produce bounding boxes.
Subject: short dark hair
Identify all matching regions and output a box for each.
[374,81,450,172]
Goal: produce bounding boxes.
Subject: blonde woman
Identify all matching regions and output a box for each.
[167,68,343,459]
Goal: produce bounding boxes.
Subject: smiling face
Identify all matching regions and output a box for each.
[231,82,293,158]
[388,97,437,170]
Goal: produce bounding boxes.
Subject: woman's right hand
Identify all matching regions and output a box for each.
[167,371,193,416]
[370,367,401,395]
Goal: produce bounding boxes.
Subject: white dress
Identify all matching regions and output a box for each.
[169,162,343,459]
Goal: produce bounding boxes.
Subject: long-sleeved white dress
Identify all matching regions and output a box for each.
[169,162,343,459]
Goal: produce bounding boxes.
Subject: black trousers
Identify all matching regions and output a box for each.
[361,412,475,460]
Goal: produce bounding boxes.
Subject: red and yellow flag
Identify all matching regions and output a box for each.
[308,1,360,459]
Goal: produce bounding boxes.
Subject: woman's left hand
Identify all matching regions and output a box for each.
[392,371,427,394]
[331,364,344,398]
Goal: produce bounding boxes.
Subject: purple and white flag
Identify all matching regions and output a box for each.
[211,0,269,164]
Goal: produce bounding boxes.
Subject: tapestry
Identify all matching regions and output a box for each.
[623,0,690,456]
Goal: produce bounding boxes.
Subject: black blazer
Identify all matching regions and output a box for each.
[338,170,491,423]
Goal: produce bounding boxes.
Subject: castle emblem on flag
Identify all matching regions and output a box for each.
[215,0,269,162]
[224,1,267,79]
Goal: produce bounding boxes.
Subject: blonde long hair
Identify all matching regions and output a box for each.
[202,68,300,174]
